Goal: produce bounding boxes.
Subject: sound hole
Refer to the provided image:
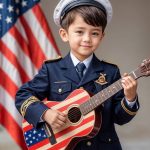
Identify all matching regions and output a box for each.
[68,107,82,123]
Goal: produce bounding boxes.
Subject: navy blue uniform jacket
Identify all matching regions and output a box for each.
[15,53,139,150]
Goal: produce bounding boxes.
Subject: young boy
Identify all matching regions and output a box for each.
[15,0,139,149]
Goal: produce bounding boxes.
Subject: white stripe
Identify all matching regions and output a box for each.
[23,8,58,59]
[15,19,28,43]
[0,52,22,87]
[2,32,38,78]
[0,85,22,127]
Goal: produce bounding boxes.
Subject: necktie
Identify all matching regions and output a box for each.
[76,62,86,79]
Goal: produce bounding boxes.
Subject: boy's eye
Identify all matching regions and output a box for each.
[92,32,100,36]
[75,31,83,34]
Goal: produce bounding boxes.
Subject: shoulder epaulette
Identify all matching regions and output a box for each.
[44,56,62,63]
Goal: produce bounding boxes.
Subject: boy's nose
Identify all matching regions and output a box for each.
[83,33,91,42]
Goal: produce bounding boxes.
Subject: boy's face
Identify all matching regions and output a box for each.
[59,14,104,61]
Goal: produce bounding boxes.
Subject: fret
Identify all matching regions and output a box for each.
[92,94,102,107]
[84,101,92,114]
[80,102,88,115]
[110,84,117,93]
[114,80,122,91]
[129,72,135,79]
[106,86,113,97]
[91,97,97,109]
[129,69,141,80]
[100,90,106,100]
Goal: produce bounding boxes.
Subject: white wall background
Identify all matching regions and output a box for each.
[0,0,150,149]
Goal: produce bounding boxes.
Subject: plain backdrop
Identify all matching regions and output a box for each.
[0,0,150,149]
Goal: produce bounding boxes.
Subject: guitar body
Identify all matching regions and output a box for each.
[22,89,102,150]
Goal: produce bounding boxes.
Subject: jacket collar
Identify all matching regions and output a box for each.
[59,53,104,86]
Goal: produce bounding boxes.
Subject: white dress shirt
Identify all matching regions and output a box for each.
[70,52,93,75]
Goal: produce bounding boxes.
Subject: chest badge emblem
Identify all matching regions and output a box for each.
[95,73,108,85]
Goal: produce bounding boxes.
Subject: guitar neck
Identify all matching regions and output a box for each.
[80,68,141,115]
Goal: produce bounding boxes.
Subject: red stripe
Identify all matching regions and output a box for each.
[0,104,27,150]
[9,26,31,57]
[32,4,60,55]
[0,41,30,83]
[57,95,90,112]
[19,15,46,69]
[29,138,50,150]
[0,68,18,98]
[9,25,37,70]
[23,123,33,132]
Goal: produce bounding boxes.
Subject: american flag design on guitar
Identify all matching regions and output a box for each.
[22,89,99,150]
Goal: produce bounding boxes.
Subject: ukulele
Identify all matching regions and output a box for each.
[22,59,150,150]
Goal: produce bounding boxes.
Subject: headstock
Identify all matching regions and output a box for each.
[139,58,150,77]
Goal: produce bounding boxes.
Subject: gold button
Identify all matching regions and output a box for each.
[108,138,112,142]
[58,88,62,93]
[86,141,92,146]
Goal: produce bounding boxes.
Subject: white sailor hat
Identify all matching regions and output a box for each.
[53,0,113,27]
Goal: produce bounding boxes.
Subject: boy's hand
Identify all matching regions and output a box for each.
[121,73,138,102]
[43,109,67,129]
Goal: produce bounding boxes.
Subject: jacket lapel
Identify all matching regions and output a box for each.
[59,53,105,87]
[59,54,80,84]
[79,54,104,87]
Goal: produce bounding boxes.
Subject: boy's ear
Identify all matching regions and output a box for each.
[59,28,68,42]
[101,32,105,40]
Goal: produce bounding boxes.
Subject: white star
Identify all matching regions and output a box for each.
[0,3,4,9]
[22,1,27,7]
[8,5,14,13]
[43,135,46,138]
[28,134,31,137]
[25,137,28,140]
[33,130,37,134]
[5,16,12,24]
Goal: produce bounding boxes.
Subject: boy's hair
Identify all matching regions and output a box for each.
[60,6,107,32]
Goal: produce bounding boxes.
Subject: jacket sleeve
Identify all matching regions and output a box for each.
[15,63,50,128]
[112,67,140,125]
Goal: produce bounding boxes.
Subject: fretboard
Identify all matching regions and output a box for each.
[80,68,141,115]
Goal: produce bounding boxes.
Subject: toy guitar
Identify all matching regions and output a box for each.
[22,59,150,150]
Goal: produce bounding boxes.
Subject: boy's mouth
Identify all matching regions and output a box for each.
[80,45,92,48]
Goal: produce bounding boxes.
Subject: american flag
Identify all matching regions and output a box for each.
[24,125,47,147]
[0,0,60,149]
